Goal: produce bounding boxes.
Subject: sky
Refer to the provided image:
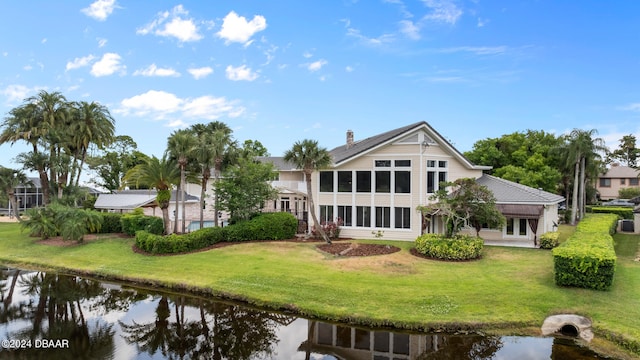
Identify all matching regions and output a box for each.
[1,0,640,182]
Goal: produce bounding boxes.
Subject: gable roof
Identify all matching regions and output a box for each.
[329,121,490,170]
[477,174,564,204]
[600,165,639,178]
[94,190,198,210]
[257,156,298,171]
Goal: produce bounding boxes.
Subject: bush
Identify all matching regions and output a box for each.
[99,213,123,233]
[312,217,344,240]
[121,213,164,236]
[539,231,560,249]
[588,206,633,220]
[552,214,618,291]
[414,234,484,261]
[134,212,298,254]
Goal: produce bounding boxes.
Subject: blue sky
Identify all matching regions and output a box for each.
[1,1,640,181]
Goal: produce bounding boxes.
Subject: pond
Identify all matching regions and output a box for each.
[0,267,616,359]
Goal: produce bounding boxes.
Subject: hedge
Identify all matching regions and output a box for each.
[135,212,298,254]
[414,234,484,261]
[588,206,633,220]
[121,214,164,236]
[552,214,618,291]
[98,213,123,234]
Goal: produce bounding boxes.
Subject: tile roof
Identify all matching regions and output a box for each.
[477,174,564,204]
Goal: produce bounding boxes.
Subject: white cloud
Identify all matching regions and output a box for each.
[620,103,640,112]
[66,55,96,71]
[133,64,180,77]
[307,59,328,72]
[97,38,108,47]
[399,20,421,40]
[165,119,188,128]
[1,84,36,104]
[118,90,245,122]
[421,0,462,24]
[82,0,117,21]
[119,90,183,118]
[137,5,203,42]
[436,46,508,55]
[90,53,125,77]
[225,65,259,81]
[303,51,313,59]
[345,66,354,72]
[217,11,267,45]
[188,67,213,79]
[183,95,245,119]
[346,27,395,46]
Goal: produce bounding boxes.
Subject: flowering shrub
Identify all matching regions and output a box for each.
[312,217,344,239]
[539,231,560,249]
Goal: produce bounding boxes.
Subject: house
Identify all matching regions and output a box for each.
[263,121,564,247]
[596,164,640,200]
[94,189,210,232]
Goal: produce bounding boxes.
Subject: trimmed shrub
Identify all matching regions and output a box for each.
[539,231,560,249]
[134,212,298,254]
[588,206,633,220]
[99,213,123,233]
[552,214,618,291]
[415,234,483,261]
[121,214,164,236]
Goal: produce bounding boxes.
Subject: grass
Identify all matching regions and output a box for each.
[0,222,639,357]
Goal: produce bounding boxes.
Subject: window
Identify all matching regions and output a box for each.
[427,171,436,193]
[356,206,371,227]
[375,171,391,193]
[375,160,391,167]
[395,171,411,193]
[438,160,447,168]
[395,160,411,167]
[337,171,352,192]
[337,205,352,226]
[438,171,447,187]
[630,178,639,186]
[319,205,333,223]
[394,207,411,229]
[375,207,391,228]
[320,171,334,192]
[506,218,528,237]
[356,171,371,192]
[427,160,436,167]
[621,178,626,185]
[519,219,528,236]
[599,178,611,187]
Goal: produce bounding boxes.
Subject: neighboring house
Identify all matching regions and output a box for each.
[262,121,564,247]
[596,164,640,200]
[94,189,209,232]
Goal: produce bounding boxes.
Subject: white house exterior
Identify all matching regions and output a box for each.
[263,122,564,246]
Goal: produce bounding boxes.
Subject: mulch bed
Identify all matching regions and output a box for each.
[317,242,401,257]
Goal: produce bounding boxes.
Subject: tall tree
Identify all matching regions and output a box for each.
[0,166,31,221]
[86,135,148,192]
[283,139,333,243]
[560,129,607,225]
[123,155,180,234]
[67,101,116,187]
[167,129,197,234]
[608,134,639,168]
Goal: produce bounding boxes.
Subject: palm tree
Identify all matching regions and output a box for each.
[167,129,197,233]
[284,139,333,243]
[0,166,31,221]
[67,101,116,187]
[123,155,180,234]
[561,129,607,225]
[190,130,217,229]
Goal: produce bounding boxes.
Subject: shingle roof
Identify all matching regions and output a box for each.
[95,189,198,210]
[601,165,640,178]
[477,174,564,204]
[257,156,298,171]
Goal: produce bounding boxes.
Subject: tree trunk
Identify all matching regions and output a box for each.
[173,183,179,234]
[306,173,330,244]
[570,160,580,225]
[181,168,186,234]
[199,172,209,229]
[8,190,22,221]
[579,157,586,220]
[161,206,171,235]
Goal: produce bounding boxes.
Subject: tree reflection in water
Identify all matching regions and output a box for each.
[0,268,615,360]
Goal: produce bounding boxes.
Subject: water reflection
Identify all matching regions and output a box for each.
[0,268,614,359]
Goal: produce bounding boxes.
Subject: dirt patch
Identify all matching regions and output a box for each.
[317,242,401,257]
[37,233,131,247]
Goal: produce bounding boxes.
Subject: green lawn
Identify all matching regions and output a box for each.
[0,222,638,356]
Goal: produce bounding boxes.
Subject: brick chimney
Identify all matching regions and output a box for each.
[346,130,354,149]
